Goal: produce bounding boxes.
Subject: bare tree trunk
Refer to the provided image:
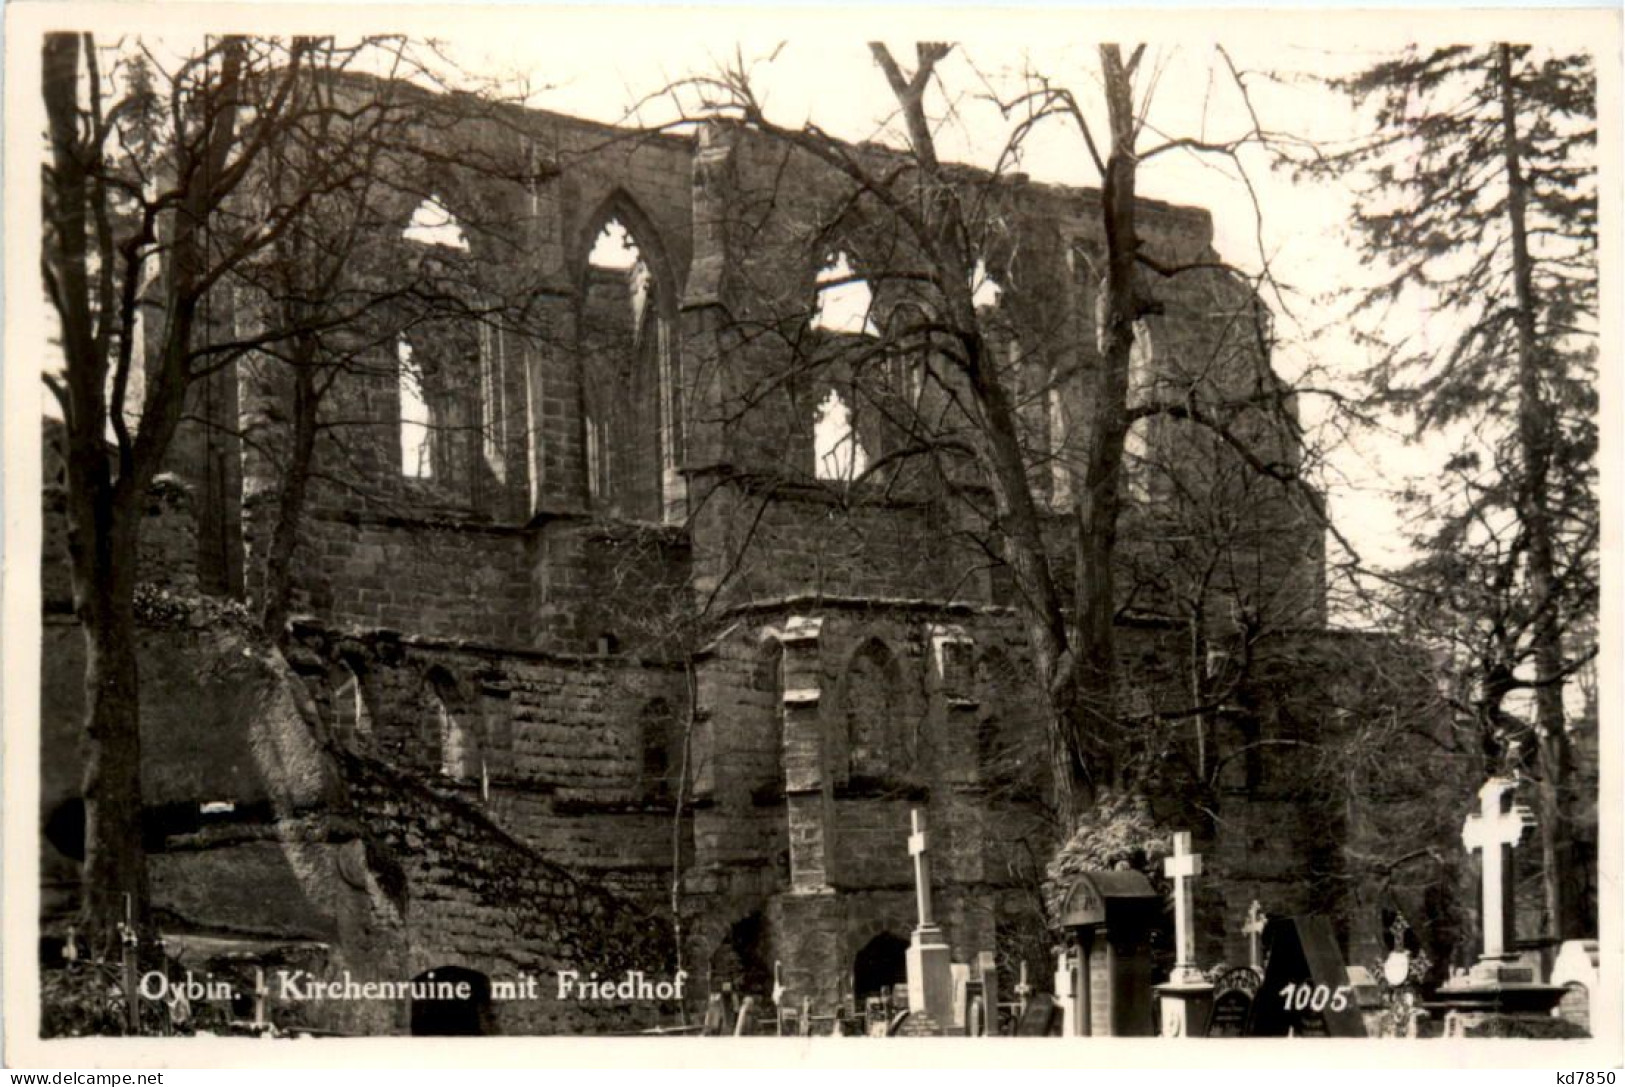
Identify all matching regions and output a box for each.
[43,31,248,960]
[259,344,319,642]
[77,553,153,957]
[870,43,1098,826]
[1070,45,1145,803]
[1497,43,1576,939]
[43,33,151,957]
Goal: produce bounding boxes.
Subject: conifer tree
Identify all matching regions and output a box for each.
[1308,45,1598,939]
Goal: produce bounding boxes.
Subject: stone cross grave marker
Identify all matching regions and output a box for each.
[905,808,954,1022]
[1243,901,1267,972]
[1164,831,1204,984]
[1461,777,1536,960]
[909,808,934,926]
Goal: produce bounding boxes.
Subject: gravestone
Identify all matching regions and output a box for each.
[1204,967,1261,1038]
[974,951,999,1036]
[1246,915,1367,1037]
[1057,870,1160,1036]
[1549,940,1598,1036]
[951,962,971,1031]
[1014,992,1061,1037]
[732,995,759,1036]
[701,992,727,1036]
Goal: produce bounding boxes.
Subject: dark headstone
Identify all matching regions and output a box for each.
[1246,916,1367,1038]
[1015,992,1061,1037]
[1205,967,1261,1038]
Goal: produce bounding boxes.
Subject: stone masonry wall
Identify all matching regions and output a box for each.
[340,750,677,1034]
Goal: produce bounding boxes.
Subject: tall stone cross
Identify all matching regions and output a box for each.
[1242,900,1267,972]
[909,808,934,928]
[1462,777,1536,960]
[905,808,953,1019]
[1165,831,1204,984]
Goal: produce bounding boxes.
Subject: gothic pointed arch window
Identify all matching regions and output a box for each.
[884,302,930,413]
[971,257,1004,312]
[427,667,480,786]
[813,389,869,482]
[396,196,512,507]
[579,205,685,522]
[402,195,470,251]
[397,338,434,479]
[811,252,878,336]
[329,659,373,747]
[841,637,909,787]
[1092,275,1157,506]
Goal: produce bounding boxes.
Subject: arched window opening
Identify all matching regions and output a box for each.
[884,303,930,413]
[582,213,684,521]
[478,320,507,484]
[1047,377,1072,510]
[812,253,878,336]
[971,258,1004,311]
[329,660,372,744]
[638,698,678,801]
[398,339,434,479]
[843,638,907,786]
[402,196,470,251]
[428,668,478,785]
[1123,326,1155,502]
[814,389,869,483]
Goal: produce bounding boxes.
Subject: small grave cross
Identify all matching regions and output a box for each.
[1243,900,1267,972]
[1014,961,1033,1011]
[251,965,270,1031]
[909,808,934,928]
[1461,778,1535,959]
[1165,831,1203,983]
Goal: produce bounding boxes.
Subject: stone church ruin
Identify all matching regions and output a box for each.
[40,75,1468,1036]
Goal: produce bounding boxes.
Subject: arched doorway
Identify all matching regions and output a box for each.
[408,966,493,1036]
[852,932,909,1004]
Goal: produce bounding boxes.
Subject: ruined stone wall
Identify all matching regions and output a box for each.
[280,513,533,644]
[688,483,978,608]
[339,751,676,1034]
[294,628,691,898]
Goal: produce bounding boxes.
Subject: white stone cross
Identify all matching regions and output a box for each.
[1462,777,1536,959]
[251,965,270,1030]
[1242,900,1267,972]
[910,808,934,928]
[1164,831,1203,983]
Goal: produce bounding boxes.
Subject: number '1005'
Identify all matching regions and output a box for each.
[1277,983,1350,1013]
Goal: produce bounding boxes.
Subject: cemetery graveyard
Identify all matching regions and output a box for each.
[30,28,1602,1043]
